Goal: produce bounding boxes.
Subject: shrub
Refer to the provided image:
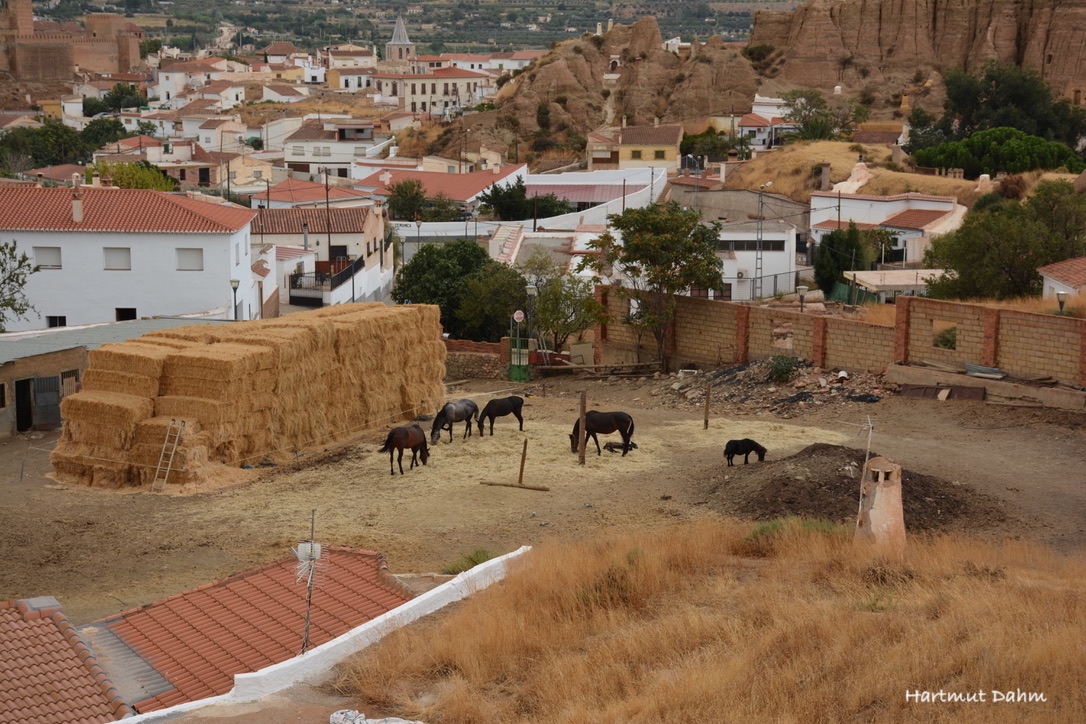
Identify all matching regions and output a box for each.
[933,326,957,349]
[441,548,494,575]
[765,354,799,383]
[743,44,774,63]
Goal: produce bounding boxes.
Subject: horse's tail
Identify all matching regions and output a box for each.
[378,429,394,453]
[625,415,635,439]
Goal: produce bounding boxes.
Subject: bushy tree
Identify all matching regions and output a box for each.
[913,127,1084,179]
[924,180,1086,299]
[0,240,38,331]
[477,177,570,220]
[81,118,128,148]
[386,179,426,220]
[86,161,178,191]
[0,121,90,167]
[814,223,866,296]
[456,261,528,342]
[518,247,606,351]
[579,202,722,369]
[392,239,490,338]
[780,90,868,141]
[103,83,144,112]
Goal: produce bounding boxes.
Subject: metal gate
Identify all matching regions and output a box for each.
[33,376,62,429]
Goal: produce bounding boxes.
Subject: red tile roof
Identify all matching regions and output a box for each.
[358,166,522,203]
[0,598,130,723]
[619,124,683,146]
[852,130,903,145]
[812,219,880,231]
[1037,255,1086,288]
[252,207,375,234]
[0,188,256,233]
[27,164,86,183]
[738,113,771,128]
[90,547,413,713]
[253,177,371,205]
[880,208,951,230]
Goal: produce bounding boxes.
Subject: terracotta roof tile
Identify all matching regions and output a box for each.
[0,598,130,723]
[252,207,374,234]
[738,113,771,128]
[89,547,412,713]
[618,124,683,146]
[253,177,370,205]
[359,166,522,203]
[880,208,951,230]
[0,188,256,233]
[1037,255,1086,288]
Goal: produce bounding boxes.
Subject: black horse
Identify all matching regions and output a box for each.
[724,438,766,466]
[431,398,479,444]
[570,410,635,456]
[476,396,525,436]
[379,424,430,476]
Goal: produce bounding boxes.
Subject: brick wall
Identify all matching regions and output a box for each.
[1,346,88,438]
[598,286,1086,385]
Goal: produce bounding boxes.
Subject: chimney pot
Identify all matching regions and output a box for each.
[72,189,84,223]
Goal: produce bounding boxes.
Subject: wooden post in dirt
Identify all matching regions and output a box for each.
[703,382,713,430]
[517,438,528,486]
[578,390,587,465]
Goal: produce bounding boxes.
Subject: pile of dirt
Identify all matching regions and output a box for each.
[701,443,1014,534]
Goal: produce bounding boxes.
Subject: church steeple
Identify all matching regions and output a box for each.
[385,16,415,63]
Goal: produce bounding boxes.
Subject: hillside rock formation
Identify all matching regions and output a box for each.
[751,0,1086,104]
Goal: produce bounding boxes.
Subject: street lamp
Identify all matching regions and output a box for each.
[319,166,331,251]
[796,285,808,313]
[414,215,422,256]
[230,278,240,320]
[472,207,479,239]
[526,283,537,343]
[1056,290,1068,316]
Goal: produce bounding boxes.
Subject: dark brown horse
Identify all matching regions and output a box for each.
[570,410,635,456]
[476,396,525,436]
[431,399,479,444]
[379,424,430,475]
[724,438,766,466]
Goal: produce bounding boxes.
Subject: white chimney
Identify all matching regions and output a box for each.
[72,189,84,223]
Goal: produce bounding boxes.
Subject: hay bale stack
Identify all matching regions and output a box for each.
[51,304,447,489]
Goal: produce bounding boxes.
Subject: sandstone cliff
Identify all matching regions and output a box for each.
[750,0,1086,104]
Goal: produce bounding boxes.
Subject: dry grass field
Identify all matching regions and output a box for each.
[330,519,1086,723]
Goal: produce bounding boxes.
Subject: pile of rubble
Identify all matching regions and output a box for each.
[640,360,897,418]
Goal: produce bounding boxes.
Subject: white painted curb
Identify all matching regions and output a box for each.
[120,546,532,722]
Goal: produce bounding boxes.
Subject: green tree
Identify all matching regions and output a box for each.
[424,192,462,222]
[136,120,159,138]
[83,97,110,117]
[913,127,1084,179]
[578,202,722,369]
[814,223,866,297]
[139,38,162,58]
[386,179,426,220]
[103,83,144,112]
[518,247,606,351]
[0,121,90,167]
[456,261,528,341]
[781,90,867,140]
[477,177,570,220]
[392,238,491,338]
[81,118,128,148]
[0,240,38,331]
[86,161,178,191]
[924,180,1086,299]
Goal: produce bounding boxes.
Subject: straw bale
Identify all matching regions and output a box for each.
[50,446,132,488]
[155,396,236,429]
[141,325,226,345]
[133,416,202,447]
[162,345,262,380]
[63,419,136,448]
[88,343,173,378]
[81,369,160,398]
[61,390,155,426]
[128,442,209,470]
[129,335,201,351]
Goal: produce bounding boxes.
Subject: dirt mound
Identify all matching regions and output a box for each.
[702,443,1013,534]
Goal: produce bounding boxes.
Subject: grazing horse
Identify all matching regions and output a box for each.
[724,438,766,466]
[570,410,635,456]
[379,424,430,476]
[431,398,479,444]
[476,396,525,436]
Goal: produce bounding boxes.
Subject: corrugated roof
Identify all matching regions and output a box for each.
[86,547,413,713]
[0,598,130,723]
[527,183,642,204]
[0,188,256,233]
[1037,255,1086,288]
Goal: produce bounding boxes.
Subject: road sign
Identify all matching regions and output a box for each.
[513,310,525,323]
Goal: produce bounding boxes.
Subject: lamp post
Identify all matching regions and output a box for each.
[1057,290,1068,316]
[414,215,422,257]
[230,278,240,320]
[796,285,808,314]
[259,177,271,250]
[319,166,331,252]
[472,207,479,239]
[526,283,537,343]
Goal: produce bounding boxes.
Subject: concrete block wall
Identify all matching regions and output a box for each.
[599,288,648,363]
[672,296,741,367]
[900,298,988,369]
[824,317,895,372]
[745,307,816,363]
[996,310,1081,382]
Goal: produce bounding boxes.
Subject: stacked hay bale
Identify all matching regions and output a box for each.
[51,304,446,489]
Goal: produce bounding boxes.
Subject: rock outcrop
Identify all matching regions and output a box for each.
[751,0,1086,103]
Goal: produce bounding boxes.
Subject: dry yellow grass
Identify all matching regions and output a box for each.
[332,519,1086,723]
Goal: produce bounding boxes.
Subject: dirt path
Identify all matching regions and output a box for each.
[1,375,1084,630]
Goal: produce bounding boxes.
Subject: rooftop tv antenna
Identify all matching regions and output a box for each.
[294,509,322,654]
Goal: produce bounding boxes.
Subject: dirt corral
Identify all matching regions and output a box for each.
[1,370,1084,628]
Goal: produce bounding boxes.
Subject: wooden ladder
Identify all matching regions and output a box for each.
[151,419,185,492]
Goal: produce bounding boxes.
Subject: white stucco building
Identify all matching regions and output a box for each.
[0,187,259,331]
